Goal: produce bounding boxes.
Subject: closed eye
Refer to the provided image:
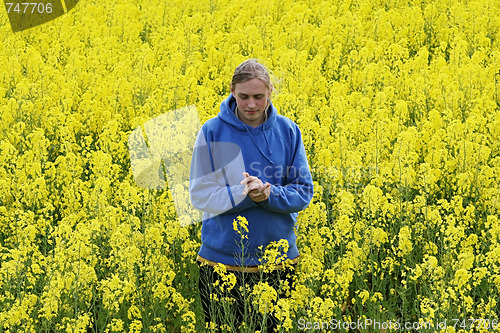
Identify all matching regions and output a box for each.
[238,94,264,99]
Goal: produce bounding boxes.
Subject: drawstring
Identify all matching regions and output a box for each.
[234,102,274,164]
[263,105,272,155]
[264,125,272,155]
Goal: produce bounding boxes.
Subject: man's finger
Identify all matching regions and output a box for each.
[248,182,263,191]
[240,175,258,185]
[242,182,260,195]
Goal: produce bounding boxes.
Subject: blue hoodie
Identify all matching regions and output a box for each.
[189,94,313,266]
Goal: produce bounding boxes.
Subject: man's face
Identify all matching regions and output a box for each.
[231,78,271,128]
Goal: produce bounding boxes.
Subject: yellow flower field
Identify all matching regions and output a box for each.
[1,0,499,332]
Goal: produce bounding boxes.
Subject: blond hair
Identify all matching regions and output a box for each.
[231,59,273,93]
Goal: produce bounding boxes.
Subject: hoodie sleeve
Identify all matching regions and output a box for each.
[258,126,314,213]
[189,129,257,216]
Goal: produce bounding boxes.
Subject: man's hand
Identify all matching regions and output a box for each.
[241,172,271,202]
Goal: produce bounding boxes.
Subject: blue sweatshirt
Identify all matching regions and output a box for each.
[189,94,313,266]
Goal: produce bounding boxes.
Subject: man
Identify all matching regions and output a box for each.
[190,59,313,331]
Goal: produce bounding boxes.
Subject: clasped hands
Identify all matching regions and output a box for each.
[240,172,271,203]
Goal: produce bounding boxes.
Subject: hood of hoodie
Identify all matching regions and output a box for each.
[217,94,277,164]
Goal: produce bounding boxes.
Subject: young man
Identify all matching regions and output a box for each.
[190,59,313,331]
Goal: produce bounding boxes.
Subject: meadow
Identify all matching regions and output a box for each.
[0,0,499,331]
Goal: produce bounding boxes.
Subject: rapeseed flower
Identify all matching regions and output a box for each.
[0,0,499,330]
